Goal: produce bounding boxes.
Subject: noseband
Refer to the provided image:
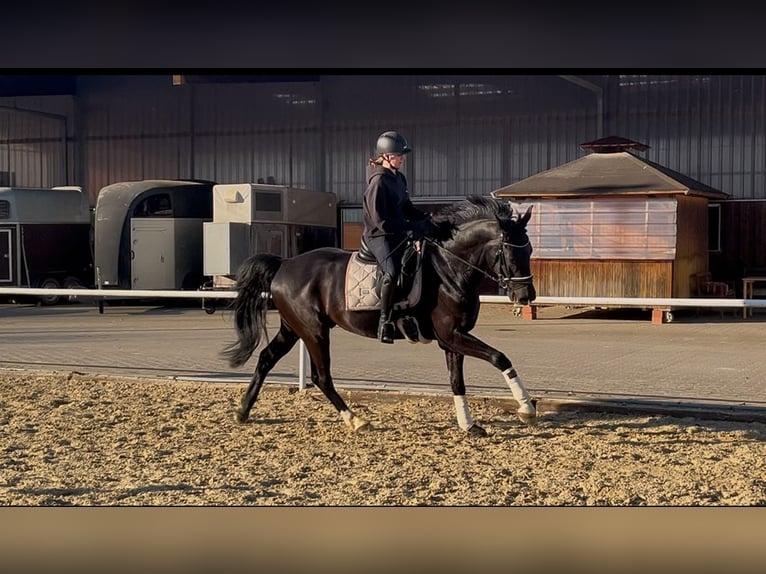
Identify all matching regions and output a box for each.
[495,240,533,291]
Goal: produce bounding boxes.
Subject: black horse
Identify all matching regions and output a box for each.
[223,196,536,437]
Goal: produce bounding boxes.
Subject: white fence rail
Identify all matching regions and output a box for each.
[0,288,238,299]
[3,287,766,391]
[5,288,766,309]
[481,295,766,309]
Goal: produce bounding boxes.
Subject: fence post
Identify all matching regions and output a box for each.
[298,339,309,390]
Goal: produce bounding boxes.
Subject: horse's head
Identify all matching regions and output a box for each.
[431,196,536,304]
[495,205,536,305]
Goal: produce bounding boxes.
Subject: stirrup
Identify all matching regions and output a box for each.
[397,316,420,344]
[378,321,395,344]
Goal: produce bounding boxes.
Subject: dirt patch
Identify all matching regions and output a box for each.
[2,370,765,505]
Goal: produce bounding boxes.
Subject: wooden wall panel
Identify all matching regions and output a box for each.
[674,196,709,297]
[532,259,673,298]
[341,222,363,250]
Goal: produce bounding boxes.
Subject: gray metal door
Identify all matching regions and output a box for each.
[0,228,12,282]
[253,225,286,258]
[131,219,175,289]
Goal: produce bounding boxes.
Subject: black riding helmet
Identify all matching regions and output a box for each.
[375,131,412,156]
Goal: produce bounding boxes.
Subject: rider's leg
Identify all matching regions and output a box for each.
[364,234,402,344]
[377,272,396,344]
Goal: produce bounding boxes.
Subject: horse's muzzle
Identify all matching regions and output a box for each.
[507,277,536,306]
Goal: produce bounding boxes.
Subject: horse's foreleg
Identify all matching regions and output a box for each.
[502,367,536,424]
[302,330,371,432]
[236,324,299,423]
[445,350,487,437]
[439,330,536,425]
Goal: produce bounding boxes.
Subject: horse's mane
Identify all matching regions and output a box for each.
[432,195,514,226]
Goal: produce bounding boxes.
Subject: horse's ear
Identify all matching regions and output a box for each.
[519,205,533,226]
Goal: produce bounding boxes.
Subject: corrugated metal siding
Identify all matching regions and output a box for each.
[189,83,321,188]
[81,84,192,198]
[0,97,67,188]
[321,75,599,201]
[5,74,766,210]
[614,74,766,199]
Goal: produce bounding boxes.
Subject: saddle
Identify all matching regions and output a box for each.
[344,237,429,343]
[346,236,423,310]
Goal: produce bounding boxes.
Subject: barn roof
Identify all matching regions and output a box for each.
[492,150,729,200]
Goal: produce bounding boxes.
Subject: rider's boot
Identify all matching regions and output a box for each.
[377,273,396,344]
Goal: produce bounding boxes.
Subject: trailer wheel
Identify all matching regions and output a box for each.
[37,277,61,306]
[204,304,216,315]
[63,276,84,303]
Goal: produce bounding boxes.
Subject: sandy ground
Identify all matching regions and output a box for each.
[2,370,766,506]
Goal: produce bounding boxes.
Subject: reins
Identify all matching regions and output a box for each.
[424,236,533,290]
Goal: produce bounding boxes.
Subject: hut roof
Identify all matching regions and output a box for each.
[492,150,729,200]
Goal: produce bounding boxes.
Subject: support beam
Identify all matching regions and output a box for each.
[558,75,604,138]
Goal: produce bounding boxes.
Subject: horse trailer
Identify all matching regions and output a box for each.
[0,186,93,305]
[203,183,337,289]
[93,179,215,292]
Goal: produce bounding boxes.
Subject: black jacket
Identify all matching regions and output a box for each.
[362,165,429,239]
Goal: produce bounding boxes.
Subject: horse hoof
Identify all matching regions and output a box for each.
[517,401,537,426]
[352,419,372,432]
[467,424,488,437]
[517,412,537,426]
[235,410,249,424]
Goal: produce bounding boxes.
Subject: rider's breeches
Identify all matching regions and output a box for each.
[363,235,404,278]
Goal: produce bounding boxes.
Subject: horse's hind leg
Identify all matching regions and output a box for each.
[302,328,371,432]
[236,322,299,423]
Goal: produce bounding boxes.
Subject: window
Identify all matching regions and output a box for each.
[134,193,172,217]
[255,191,281,212]
[708,203,721,252]
[511,197,677,260]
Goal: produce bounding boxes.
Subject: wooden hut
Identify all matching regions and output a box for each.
[491,137,729,318]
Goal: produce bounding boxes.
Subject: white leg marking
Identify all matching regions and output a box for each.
[453,395,474,431]
[340,408,370,431]
[340,409,355,428]
[503,369,535,416]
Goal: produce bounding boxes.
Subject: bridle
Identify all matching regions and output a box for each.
[494,239,534,291]
[425,234,534,291]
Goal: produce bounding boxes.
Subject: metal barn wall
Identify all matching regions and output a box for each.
[70,75,603,205]
[0,96,70,188]
[2,74,766,207]
[611,75,766,200]
[77,77,324,204]
[79,77,193,200]
[319,74,600,203]
[711,200,766,284]
[190,82,322,190]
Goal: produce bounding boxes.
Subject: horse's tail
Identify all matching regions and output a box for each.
[222,253,283,368]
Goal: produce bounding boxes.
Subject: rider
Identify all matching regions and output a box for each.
[362,130,438,344]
